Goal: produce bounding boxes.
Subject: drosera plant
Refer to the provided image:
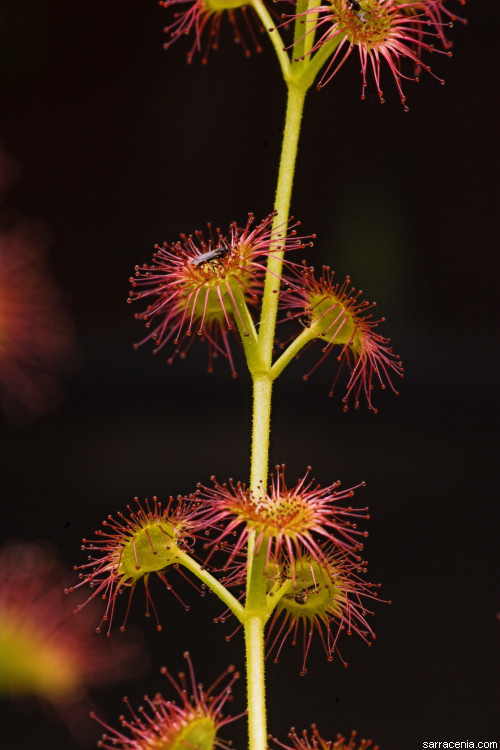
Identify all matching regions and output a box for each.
[70,1,465,748]
[91,652,242,750]
[271,725,379,749]
[128,213,312,375]
[68,495,206,635]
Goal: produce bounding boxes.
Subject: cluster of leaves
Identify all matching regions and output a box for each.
[160,0,466,109]
[129,213,402,411]
[69,462,385,746]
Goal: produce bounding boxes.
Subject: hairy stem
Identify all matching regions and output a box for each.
[258,83,307,366]
[175,550,245,622]
[244,614,268,750]
[293,0,321,68]
[225,280,265,373]
[250,374,273,491]
[250,0,291,80]
[270,325,315,380]
[297,35,345,90]
[244,78,308,750]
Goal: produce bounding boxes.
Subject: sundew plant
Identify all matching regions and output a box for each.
[68,1,466,749]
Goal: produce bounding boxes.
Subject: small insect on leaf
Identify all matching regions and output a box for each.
[294,589,311,605]
[346,0,370,22]
[190,241,232,268]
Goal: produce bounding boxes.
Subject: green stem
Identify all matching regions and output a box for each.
[258,83,307,366]
[250,375,273,491]
[175,550,244,622]
[250,0,291,81]
[270,325,315,380]
[244,535,269,750]
[244,78,308,750]
[292,0,321,70]
[265,576,295,621]
[224,279,265,373]
[244,615,268,750]
[296,35,345,90]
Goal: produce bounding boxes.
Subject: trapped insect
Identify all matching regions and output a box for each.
[294,590,309,605]
[346,0,370,22]
[190,241,232,268]
[294,587,317,605]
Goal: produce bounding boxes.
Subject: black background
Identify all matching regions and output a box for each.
[0,1,498,748]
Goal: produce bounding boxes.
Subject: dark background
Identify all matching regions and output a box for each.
[0,1,498,748]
